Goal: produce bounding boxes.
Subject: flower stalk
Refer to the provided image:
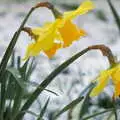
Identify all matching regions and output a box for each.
[34,2,63,18]
[88,44,116,66]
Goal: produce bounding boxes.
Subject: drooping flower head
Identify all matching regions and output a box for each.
[24,0,94,60]
[90,63,120,98]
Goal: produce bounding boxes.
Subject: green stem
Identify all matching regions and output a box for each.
[113,99,118,120]
[0,6,35,120]
[107,0,120,32]
[0,7,35,82]
[82,107,120,120]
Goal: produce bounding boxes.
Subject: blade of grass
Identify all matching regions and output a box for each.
[0,71,9,120]
[7,67,25,119]
[0,6,35,82]
[53,96,84,119]
[25,59,36,81]
[12,86,23,120]
[21,110,39,117]
[15,48,89,120]
[28,81,59,96]
[113,99,118,120]
[19,59,29,81]
[37,98,50,120]
[107,0,120,32]
[6,67,25,89]
[81,108,119,120]
[79,83,95,119]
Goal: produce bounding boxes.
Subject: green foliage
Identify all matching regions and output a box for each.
[37,98,50,120]
[107,0,120,32]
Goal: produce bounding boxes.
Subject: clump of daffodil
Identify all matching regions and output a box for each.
[90,63,120,98]
[23,0,94,60]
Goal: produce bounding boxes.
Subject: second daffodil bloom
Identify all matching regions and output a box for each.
[90,63,120,98]
[24,0,94,60]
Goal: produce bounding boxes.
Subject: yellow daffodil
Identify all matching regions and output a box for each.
[90,64,120,97]
[23,21,63,60]
[24,0,94,60]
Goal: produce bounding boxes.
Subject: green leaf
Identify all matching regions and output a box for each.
[10,50,15,67]
[0,71,9,119]
[53,96,84,119]
[0,7,35,82]
[107,0,120,32]
[12,86,23,119]
[6,67,25,89]
[79,83,95,118]
[15,48,89,120]
[25,59,36,81]
[21,110,39,117]
[82,108,116,120]
[28,81,59,96]
[37,98,50,120]
[19,59,29,81]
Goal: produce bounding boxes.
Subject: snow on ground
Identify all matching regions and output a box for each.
[0,0,120,119]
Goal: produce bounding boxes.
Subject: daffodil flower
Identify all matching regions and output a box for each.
[24,0,94,60]
[90,64,120,97]
[23,21,63,60]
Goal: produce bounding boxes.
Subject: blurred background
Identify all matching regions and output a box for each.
[0,0,120,120]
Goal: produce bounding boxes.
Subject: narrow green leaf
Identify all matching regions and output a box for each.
[25,59,36,81]
[15,48,89,120]
[0,7,35,82]
[12,87,23,120]
[107,0,120,32]
[4,106,12,120]
[6,67,25,89]
[17,56,21,69]
[53,96,84,119]
[44,89,59,96]
[19,59,29,81]
[0,71,8,120]
[113,100,118,120]
[21,110,38,117]
[10,50,15,67]
[82,108,116,120]
[79,83,95,118]
[28,81,59,96]
[37,98,50,120]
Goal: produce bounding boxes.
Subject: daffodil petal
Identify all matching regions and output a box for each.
[114,82,120,97]
[64,0,95,20]
[23,43,37,60]
[90,71,109,97]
